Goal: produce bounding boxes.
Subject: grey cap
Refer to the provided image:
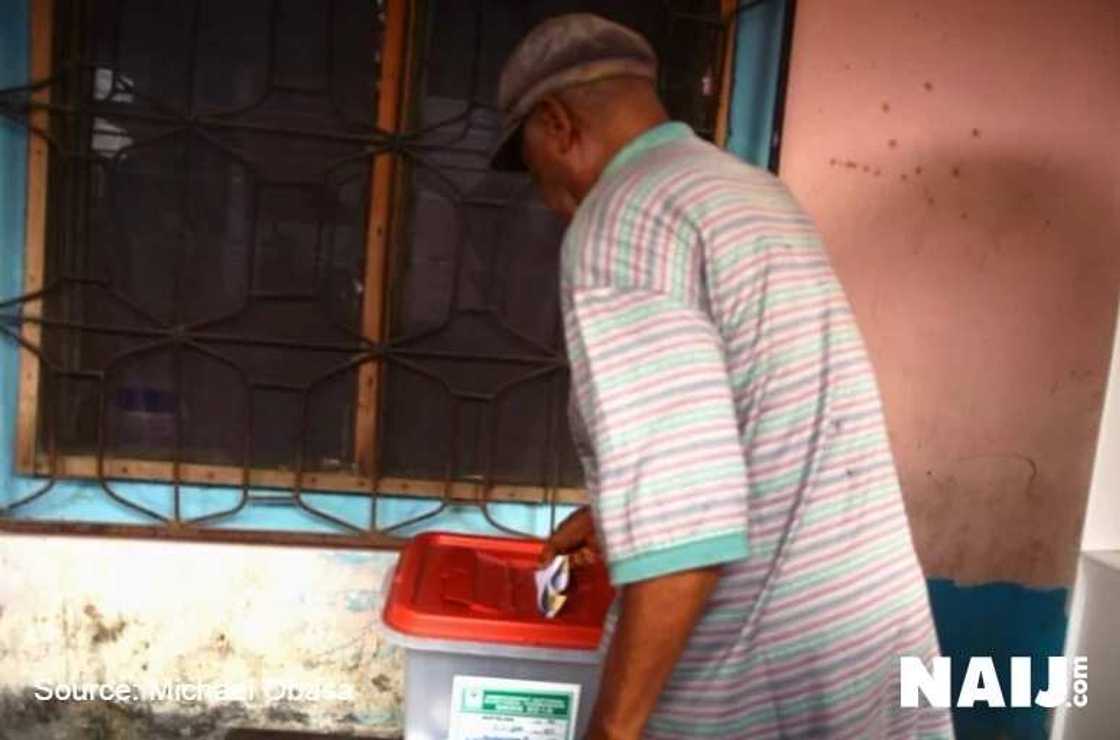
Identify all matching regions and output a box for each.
[490,14,658,171]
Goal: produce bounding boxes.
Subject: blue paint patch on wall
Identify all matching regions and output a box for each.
[343,589,378,613]
[927,579,1070,740]
[330,550,382,566]
[727,0,794,170]
[0,0,29,512]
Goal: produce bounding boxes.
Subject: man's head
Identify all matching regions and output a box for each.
[492,14,669,218]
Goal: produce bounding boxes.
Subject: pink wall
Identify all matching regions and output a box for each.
[779,0,1120,586]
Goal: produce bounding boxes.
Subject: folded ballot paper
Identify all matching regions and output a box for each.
[534,554,571,618]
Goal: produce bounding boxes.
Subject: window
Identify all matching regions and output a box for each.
[0,0,756,545]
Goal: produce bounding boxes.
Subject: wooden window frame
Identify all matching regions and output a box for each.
[12,0,737,516]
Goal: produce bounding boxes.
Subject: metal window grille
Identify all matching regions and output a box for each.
[0,0,731,545]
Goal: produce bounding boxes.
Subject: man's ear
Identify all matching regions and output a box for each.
[534,96,575,154]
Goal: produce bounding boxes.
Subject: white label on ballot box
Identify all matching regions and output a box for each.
[448,675,580,740]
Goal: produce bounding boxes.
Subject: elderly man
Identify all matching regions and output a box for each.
[492,14,954,740]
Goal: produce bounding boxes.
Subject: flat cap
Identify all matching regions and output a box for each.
[490,13,658,171]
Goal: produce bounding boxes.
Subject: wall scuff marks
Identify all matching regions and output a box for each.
[779,0,1120,588]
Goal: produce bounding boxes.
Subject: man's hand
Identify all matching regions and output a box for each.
[540,506,601,567]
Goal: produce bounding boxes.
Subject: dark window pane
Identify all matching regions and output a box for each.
[380,0,724,486]
[39,0,724,493]
[42,0,381,470]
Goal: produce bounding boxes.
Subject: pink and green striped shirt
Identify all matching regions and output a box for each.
[561,122,953,738]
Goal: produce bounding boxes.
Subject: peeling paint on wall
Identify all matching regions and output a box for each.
[0,690,255,740]
[0,535,404,737]
[928,579,1069,740]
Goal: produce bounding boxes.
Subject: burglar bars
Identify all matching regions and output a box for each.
[0,0,732,546]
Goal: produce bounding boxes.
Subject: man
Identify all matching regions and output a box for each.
[492,14,954,740]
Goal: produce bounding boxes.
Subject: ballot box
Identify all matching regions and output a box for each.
[381,531,615,740]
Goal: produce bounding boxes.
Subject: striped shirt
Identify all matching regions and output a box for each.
[560,122,953,738]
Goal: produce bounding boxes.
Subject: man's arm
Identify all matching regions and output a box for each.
[562,286,751,736]
[585,567,721,740]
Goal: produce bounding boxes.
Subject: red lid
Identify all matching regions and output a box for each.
[383,531,615,650]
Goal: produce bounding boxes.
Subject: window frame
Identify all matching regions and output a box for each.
[4,0,745,546]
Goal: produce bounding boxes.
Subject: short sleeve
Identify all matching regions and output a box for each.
[564,286,750,586]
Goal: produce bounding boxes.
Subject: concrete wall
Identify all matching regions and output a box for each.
[0,537,402,738]
[777,1,1119,737]
[779,0,1120,588]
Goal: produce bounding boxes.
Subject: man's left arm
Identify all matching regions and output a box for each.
[564,286,752,738]
[585,566,721,740]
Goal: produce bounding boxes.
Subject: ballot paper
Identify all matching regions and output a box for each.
[534,554,571,619]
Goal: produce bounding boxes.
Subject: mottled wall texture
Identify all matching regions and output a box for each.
[0,536,403,738]
[779,0,1120,588]
[778,2,1119,738]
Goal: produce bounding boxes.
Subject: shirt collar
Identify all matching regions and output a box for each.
[600,121,694,181]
